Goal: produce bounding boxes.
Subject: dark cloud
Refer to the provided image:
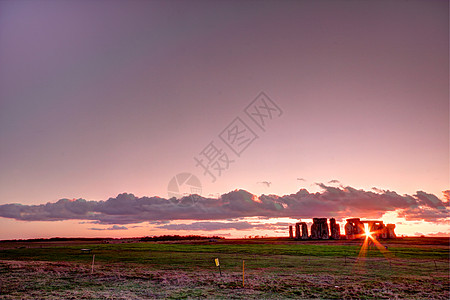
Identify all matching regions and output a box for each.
[257,181,272,188]
[414,191,447,209]
[396,207,449,222]
[0,185,448,224]
[372,187,385,193]
[442,190,450,203]
[158,221,266,231]
[89,225,128,231]
[157,221,287,231]
[148,220,170,225]
[328,179,340,184]
[395,191,449,222]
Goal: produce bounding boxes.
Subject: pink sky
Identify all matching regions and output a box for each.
[0,0,448,239]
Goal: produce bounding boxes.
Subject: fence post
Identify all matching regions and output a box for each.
[91,254,95,274]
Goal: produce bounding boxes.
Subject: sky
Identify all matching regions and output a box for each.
[0,0,448,239]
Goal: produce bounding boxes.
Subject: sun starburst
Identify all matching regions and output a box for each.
[357,222,393,268]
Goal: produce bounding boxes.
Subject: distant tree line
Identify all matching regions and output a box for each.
[140,235,224,241]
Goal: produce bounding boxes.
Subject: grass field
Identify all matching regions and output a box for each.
[0,237,448,299]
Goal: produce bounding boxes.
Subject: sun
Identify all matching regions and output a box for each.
[363,223,372,238]
[358,222,392,264]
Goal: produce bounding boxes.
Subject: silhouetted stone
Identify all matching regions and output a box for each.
[300,222,308,239]
[345,218,364,239]
[290,217,396,241]
[365,221,385,239]
[330,218,340,239]
[311,218,329,239]
[295,222,301,239]
[386,224,396,238]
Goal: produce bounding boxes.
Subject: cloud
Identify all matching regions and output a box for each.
[328,179,340,184]
[158,221,265,231]
[148,220,171,225]
[395,191,450,222]
[0,185,448,225]
[426,232,450,237]
[215,233,232,237]
[442,190,450,203]
[371,187,384,193]
[89,225,128,231]
[414,191,447,209]
[257,181,272,188]
[157,221,287,231]
[297,178,306,181]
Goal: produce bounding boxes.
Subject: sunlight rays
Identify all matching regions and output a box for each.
[356,225,394,272]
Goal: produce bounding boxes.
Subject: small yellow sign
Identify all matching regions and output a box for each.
[215,258,220,266]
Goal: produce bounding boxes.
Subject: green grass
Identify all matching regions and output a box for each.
[0,240,448,299]
[1,242,447,263]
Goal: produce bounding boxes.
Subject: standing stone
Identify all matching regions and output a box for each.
[311,218,329,239]
[356,223,364,236]
[320,218,330,239]
[301,222,308,239]
[345,218,364,239]
[344,221,354,239]
[289,225,293,239]
[381,224,388,239]
[295,222,301,240]
[369,221,384,239]
[310,221,319,239]
[330,218,340,239]
[386,224,396,238]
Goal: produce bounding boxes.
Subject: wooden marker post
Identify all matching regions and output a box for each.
[91,254,95,274]
[242,260,245,287]
[215,258,222,276]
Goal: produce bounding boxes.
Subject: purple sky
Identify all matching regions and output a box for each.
[0,0,448,239]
